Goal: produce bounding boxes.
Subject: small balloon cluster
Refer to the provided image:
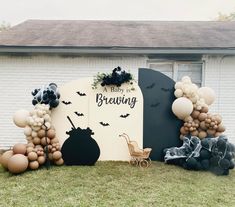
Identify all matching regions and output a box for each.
[92,66,134,89]
[164,136,235,175]
[0,83,63,174]
[172,76,225,139]
[32,83,60,108]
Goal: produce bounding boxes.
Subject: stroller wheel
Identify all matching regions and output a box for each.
[129,157,138,166]
[139,159,149,168]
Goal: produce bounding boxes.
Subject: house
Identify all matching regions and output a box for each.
[0,20,235,148]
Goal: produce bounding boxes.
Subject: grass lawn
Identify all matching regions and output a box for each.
[0,161,234,207]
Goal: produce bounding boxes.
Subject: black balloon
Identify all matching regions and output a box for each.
[31,83,60,108]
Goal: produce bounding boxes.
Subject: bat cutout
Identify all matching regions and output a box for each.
[76,91,86,96]
[146,83,155,89]
[62,101,72,105]
[150,102,160,107]
[99,122,110,126]
[74,112,84,117]
[120,113,130,118]
[161,87,172,92]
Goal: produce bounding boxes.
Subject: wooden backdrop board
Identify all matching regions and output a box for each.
[138,68,183,161]
[51,78,143,161]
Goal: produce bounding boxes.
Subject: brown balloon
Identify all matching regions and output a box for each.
[13,143,26,155]
[0,150,14,169]
[8,154,28,174]
[37,129,46,138]
[28,151,38,161]
[198,113,207,121]
[41,137,51,146]
[201,106,209,113]
[29,161,39,170]
[33,137,41,145]
[191,110,200,119]
[47,129,56,139]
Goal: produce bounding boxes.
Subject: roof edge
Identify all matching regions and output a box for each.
[1,46,235,55]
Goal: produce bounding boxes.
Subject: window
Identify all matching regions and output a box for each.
[148,61,203,87]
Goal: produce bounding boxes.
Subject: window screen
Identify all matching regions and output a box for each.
[149,63,173,79]
[149,62,203,87]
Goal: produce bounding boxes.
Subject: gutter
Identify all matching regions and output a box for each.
[1,46,235,55]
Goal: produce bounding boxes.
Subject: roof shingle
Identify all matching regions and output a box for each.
[0,20,235,49]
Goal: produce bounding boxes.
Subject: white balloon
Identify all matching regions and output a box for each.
[198,87,216,105]
[172,97,193,120]
[13,109,30,128]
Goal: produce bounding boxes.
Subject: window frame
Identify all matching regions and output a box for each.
[147,60,205,86]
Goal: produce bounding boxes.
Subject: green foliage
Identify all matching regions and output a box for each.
[0,21,10,32]
[216,12,235,21]
[0,162,234,207]
[92,72,108,89]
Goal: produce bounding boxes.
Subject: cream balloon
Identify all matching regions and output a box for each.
[172,97,193,120]
[13,109,30,128]
[198,87,216,105]
[174,89,183,98]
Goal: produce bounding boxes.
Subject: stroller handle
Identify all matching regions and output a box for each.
[119,133,131,143]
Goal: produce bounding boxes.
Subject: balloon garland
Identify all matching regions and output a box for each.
[1,83,63,174]
[164,135,235,175]
[172,76,225,139]
[32,83,60,108]
[166,76,234,175]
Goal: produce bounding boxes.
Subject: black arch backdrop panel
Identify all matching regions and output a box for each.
[138,68,182,161]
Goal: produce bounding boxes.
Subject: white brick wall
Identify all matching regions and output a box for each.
[203,55,235,143]
[0,54,234,149]
[0,55,147,149]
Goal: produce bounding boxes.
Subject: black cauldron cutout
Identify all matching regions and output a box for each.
[61,116,100,165]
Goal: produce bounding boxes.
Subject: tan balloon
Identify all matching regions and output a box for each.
[0,150,13,169]
[198,131,207,139]
[13,109,30,128]
[37,156,46,165]
[52,151,62,160]
[55,158,64,166]
[191,110,200,119]
[217,124,226,132]
[24,126,32,137]
[13,143,26,155]
[172,97,193,120]
[7,154,28,174]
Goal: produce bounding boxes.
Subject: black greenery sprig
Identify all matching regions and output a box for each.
[92,66,135,89]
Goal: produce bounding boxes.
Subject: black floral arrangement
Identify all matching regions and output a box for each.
[92,66,135,89]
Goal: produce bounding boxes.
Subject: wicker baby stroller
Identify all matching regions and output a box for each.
[119,133,152,168]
